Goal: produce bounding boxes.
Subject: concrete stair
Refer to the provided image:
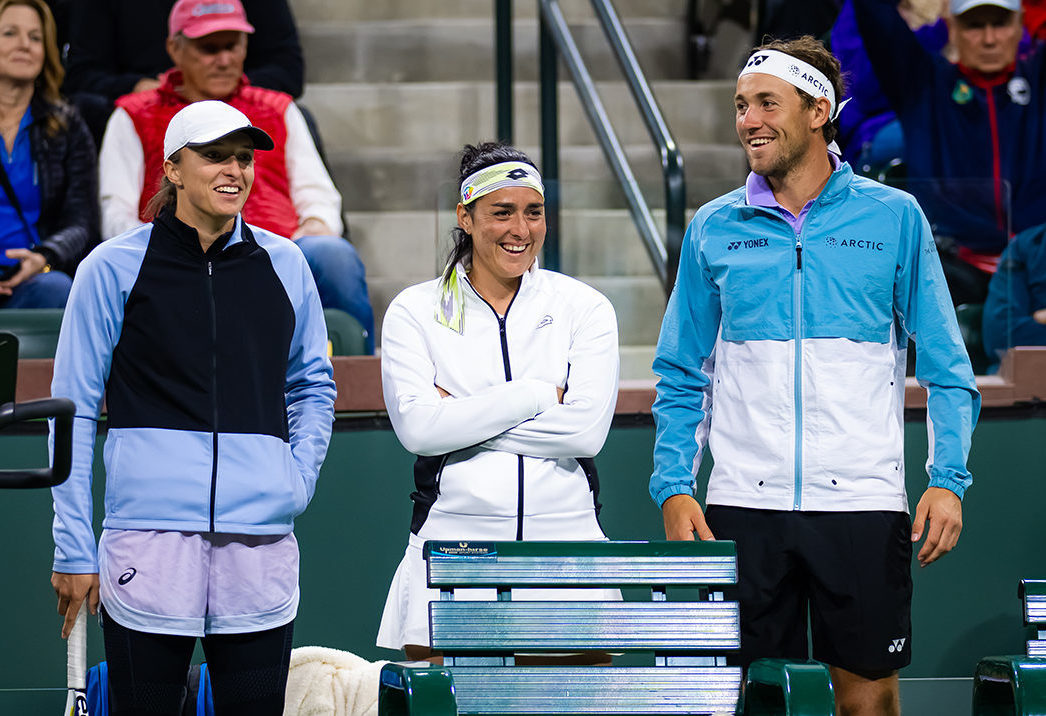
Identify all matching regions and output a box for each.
[291,0,749,379]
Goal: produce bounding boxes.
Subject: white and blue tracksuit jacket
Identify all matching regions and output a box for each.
[650,163,980,512]
[50,210,336,574]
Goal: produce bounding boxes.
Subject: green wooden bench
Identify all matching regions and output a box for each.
[379,540,835,716]
[973,579,1046,715]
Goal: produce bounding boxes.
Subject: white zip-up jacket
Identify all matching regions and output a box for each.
[381,263,619,541]
[651,164,980,513]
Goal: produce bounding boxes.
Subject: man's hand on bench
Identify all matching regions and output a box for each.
[662,494,716,541]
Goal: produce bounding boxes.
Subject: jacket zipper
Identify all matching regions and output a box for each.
[464,277,524,539]
[985,87,1005,231]
[793,231,804,510]
[207,259,219,532]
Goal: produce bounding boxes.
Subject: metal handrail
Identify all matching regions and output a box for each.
[496,0,685,294]
[0,397,75,489]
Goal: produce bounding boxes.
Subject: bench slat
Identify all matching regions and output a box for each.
[449,666,742,715]
[425,541,737,588]
[429,556,737,587]
[1028,640,1046,657]
[431,602,739,652]
[1025,595,1046,625]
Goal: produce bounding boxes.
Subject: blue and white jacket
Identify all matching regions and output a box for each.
[50,209,336,574]
[650,163,980,513]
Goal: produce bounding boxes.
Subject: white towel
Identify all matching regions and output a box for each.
[282,646,388,716]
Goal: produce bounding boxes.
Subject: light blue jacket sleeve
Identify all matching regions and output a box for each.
[650,215,723,507]
[49,239,140,573]
[282,248,336,505]
[893,198,980,498]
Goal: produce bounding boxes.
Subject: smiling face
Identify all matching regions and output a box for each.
[165,132,255,233]
[0,3,44,85]
[166,30,247,102]
[735,72,828,182]
[457,185,546,291]
[949,5,1022,75]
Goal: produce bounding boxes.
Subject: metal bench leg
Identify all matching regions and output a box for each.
[974,656,1046,716]
[741,658,835,716]
[378,662,456,716]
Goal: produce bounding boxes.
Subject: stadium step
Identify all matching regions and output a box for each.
[289,0,751,376]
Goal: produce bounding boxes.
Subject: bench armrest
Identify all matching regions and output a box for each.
[378,662,456,716]
[974,655,1046,716]
[741,659,835,716]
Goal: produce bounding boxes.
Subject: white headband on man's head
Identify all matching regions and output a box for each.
[739,49,849,120]
[459,161,544,205]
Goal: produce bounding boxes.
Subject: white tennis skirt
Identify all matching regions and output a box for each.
[376,507,619,651]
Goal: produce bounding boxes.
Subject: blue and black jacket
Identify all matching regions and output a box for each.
[853,0,1046,252]
[50,209,336,573]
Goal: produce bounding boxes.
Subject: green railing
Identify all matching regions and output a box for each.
[494,0,685,293]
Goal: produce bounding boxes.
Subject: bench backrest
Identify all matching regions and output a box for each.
[423,540,742,715]
[1020,579,1046,657]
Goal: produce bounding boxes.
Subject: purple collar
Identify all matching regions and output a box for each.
[745,152,842,232]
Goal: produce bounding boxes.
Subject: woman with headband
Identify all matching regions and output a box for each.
[376,141,620,662]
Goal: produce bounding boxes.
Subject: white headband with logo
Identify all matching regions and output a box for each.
[459,161,544,205]
[739,49,850,120]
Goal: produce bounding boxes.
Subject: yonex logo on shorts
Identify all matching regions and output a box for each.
[888,638,906,653]
[727,238,769,251]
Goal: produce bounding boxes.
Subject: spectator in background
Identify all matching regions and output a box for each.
[831,0,948,171]
[982,222,1046,369]
[853,0,1046,306]
[98,0,375,352]
[1025,0,1046,40]
[0,0,97,309]
[755,0,841,41]
[62,0,303,147]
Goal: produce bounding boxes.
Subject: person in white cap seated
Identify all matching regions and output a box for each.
[650,36,980,716]
[852,0,1044,307]
[97,0,375,352]
[50,100,335,715]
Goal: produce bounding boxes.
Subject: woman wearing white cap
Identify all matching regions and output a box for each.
[49,100,336,714]
[376,142,620,661]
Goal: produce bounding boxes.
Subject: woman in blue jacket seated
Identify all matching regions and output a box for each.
[49,100,336,715]
[0,0,98,308]
[376,142,621,663]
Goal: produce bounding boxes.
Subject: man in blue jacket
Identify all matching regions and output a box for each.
[651,37,979,716]
[852,0,1043,304]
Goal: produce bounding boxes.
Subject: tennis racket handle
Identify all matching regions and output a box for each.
[66,603,87,690]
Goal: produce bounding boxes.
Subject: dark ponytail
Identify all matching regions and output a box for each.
[443,141,538,282]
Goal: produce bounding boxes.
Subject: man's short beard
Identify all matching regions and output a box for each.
[751,137,808,181]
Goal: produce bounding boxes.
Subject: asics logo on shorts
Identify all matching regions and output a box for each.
[888,637,906,653]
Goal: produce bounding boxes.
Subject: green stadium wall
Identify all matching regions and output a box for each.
[1,414,1043,705]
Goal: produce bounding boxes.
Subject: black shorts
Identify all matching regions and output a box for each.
[705,505,913,676]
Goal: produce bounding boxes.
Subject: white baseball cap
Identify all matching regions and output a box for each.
[163,100,274,160]
[951,0,1020,15]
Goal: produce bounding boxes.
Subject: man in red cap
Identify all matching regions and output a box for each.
[98,0,375,352]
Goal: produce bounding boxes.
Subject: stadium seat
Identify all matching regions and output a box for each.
[0,309,64,359]
[324,308,368,356]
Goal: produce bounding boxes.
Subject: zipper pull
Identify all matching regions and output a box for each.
[796,240,803,270]
[208,261,213,276]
